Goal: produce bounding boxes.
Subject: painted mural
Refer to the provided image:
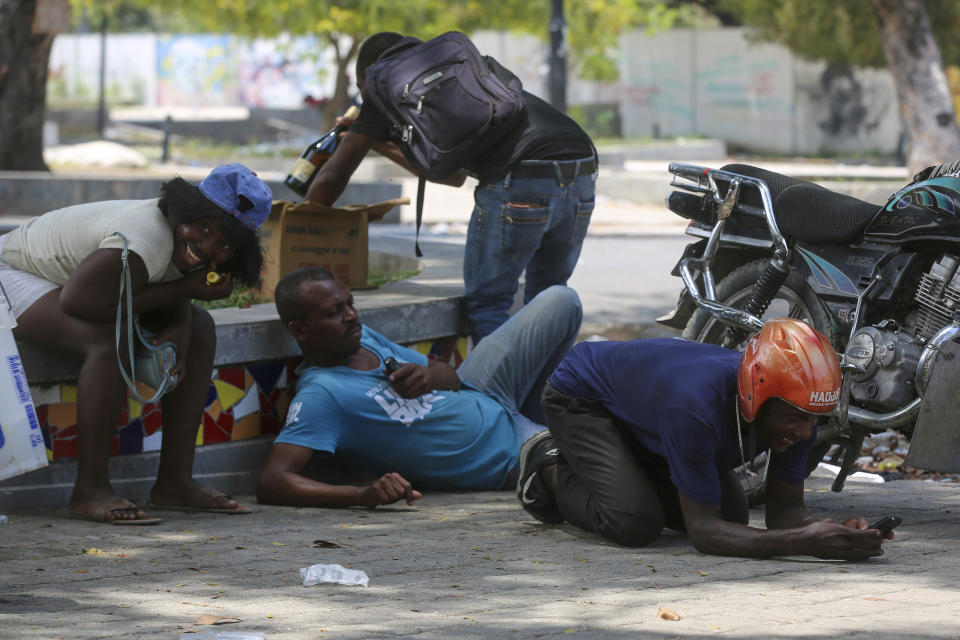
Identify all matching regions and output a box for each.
[49,33,333,109]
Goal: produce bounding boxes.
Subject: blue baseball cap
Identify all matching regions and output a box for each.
[198,163,272,231]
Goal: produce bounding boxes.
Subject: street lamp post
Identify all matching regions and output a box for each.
[548,0,567,113]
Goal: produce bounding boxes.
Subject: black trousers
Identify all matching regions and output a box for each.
[542,382,749,547]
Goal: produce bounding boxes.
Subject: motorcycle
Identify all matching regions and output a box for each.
[658,160,960,498]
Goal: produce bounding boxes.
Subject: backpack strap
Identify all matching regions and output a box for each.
[415,175,426,258]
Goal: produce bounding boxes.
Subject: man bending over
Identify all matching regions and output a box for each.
[517,318,895,560]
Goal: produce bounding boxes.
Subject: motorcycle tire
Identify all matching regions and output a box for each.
[681,258,839,505]
[682,259,835,348]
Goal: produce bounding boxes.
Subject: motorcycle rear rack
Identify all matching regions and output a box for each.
[668,162,791,334]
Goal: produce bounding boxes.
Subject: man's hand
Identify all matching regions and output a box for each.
[681,490,889,560]
[388,363,433,398]
[800,519,886,560]
[360,472,422,508]
[335,111,359,128]
[843,516,897,541]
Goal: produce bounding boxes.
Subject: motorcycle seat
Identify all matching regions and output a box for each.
[773,183,881,243]
[720,164,881,243]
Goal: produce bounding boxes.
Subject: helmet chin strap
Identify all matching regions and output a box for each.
[736,397,771,491]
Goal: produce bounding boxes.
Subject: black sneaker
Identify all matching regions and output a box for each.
[516,430,564,524]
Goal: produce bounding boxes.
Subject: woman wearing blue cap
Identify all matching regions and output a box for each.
[0,163,271,524]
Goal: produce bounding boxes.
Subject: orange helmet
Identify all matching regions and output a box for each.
[737,318,842,421]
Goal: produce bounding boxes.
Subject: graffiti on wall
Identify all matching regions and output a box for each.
[697,56,791,116]
[157,35,241,106]
[50,34,333,109]
[814,64,891,139]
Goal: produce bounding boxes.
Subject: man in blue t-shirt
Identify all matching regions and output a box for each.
[256,266,581,509]
[516,319,895,560]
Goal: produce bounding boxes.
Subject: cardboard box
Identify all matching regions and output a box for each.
[258,198,408,295]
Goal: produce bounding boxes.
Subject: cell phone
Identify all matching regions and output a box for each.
[868,515,902,534]
[384,357,402,376]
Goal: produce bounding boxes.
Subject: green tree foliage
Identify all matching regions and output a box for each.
[711,0,960,67]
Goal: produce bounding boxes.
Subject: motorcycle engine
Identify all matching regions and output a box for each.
[843,254,960,412]
[914,254,960,340]
[844,322,922,412]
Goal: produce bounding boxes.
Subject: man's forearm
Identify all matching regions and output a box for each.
[426,360,461,391]
[258,471,367,508]
[689,521,811,559]
[305,174,348,206]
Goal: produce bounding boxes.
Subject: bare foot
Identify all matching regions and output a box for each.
[69,492,160,524]
[149,480,250,513]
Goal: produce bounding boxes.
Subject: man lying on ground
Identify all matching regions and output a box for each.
[257,266,581,508]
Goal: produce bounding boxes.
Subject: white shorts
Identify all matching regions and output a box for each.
[0,234,59,320]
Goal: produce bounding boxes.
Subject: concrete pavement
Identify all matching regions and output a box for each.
[1,468,958,639]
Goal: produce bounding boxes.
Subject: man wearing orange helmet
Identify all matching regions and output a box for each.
[516,318,894,560]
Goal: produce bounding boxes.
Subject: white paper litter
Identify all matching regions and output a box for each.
[816,462,886,483]
[299,563,369,587]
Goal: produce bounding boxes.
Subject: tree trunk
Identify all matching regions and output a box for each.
[871,0,960,174]
[0,0,69,171]
[321,34,360,131]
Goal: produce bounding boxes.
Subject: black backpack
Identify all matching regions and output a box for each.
[363,31,526,255]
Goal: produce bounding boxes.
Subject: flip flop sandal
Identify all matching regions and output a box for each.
[147,486,252,515]
[69,498,162,526]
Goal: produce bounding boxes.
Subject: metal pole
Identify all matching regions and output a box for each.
[96,14,107,137]
[548,0,567,112]
[161,116,172,163]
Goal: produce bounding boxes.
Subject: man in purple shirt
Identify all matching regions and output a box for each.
[517,318,895,560]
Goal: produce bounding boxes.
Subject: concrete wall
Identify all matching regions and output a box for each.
[618,28,900,155]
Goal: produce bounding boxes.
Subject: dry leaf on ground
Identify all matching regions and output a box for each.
[311,539,341,548]
[195,614,241,625]
[657,606,681,621]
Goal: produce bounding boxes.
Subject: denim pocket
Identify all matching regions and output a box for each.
[500,202,548,253]
[571,199,595,244]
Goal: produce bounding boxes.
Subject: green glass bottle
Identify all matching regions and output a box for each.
[284,105,360,198]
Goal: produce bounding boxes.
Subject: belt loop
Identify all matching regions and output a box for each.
[503,169,512,189]
[552,161,563,185]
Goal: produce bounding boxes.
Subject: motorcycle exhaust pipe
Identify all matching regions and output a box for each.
[846,398,921,430]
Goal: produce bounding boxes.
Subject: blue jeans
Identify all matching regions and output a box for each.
[463,161,596,344]
[457,285,582,432]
